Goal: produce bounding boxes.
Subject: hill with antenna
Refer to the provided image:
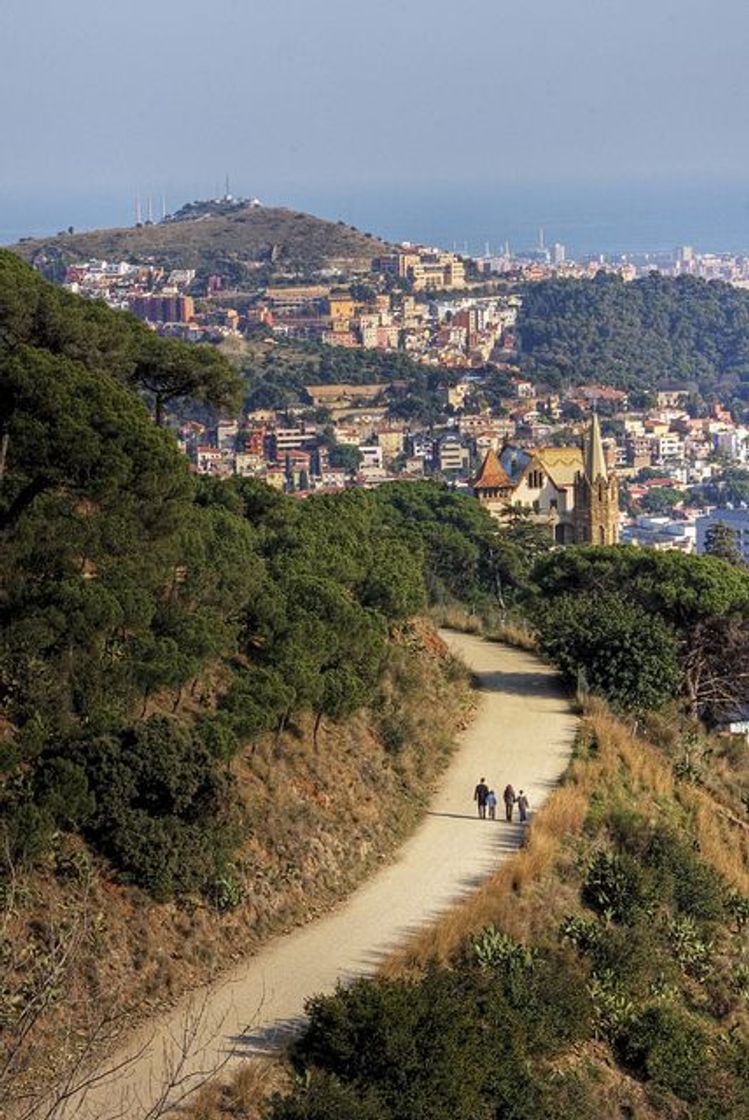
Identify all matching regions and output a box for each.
[8,198,391,287]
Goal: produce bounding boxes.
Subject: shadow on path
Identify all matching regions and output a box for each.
[473,669,563,699]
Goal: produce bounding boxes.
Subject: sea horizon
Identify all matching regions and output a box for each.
[3,178,749,260]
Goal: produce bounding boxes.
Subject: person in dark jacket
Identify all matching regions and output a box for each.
[503,784,516,822]
[474,778,489,819]
[517,790,529,822]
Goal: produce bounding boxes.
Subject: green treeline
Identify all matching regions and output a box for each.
[518,273,749,395]
[239,337,434,412]
[0,249,243,424]
[531,545,749,719]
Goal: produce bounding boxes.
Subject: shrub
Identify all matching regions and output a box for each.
[33,756,94,829]
[75,716,243,899]
[534,591,680,711]
[269,1072,387,1120]
[615,1003,712,1103]
[293,971,492,1120]
[0,801,55,870]
[197,714,239,763]
[645,828,726,921]
[582,849,651,923]
[207,872,244,912]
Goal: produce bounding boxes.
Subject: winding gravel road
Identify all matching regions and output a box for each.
[54,631,576,1119]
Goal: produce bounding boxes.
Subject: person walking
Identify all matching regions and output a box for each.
[486,789,497,820]
[517,790,529,822]
[474,778,489,819]
[503,783,516,822]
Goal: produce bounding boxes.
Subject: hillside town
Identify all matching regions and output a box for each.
[44,221,749,562]
[175,370,749,558]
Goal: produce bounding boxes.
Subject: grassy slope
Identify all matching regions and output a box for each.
[7,206,390,276]
[381,695,749,1118]
[3,623,474,1105]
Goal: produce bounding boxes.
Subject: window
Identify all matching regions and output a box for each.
[528,469,544,489]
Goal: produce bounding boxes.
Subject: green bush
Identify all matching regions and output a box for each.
[582,849,651,923]
[615,1003,711,1103]
[645,829,727,921]
[33,756,94,829]
[293,971,492,1120]
[74,716,242,899]
[207,872,244,912]
[534,591,680,711]
[0,801,56,870]
[268,1072,387,1120]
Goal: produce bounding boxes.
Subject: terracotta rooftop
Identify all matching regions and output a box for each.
[473,448,512,490]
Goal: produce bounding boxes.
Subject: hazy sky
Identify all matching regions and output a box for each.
[2,0,749,241]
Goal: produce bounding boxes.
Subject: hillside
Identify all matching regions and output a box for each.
[517,273,749,400]
[7,203,390,285]
[2,256,540,1114]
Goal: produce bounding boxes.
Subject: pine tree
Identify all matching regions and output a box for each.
[704,521,743,566]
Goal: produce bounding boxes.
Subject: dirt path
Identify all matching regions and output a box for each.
[54,632,577,1119]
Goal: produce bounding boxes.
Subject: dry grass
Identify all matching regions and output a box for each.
[383,695,749,975]
[487,618,538,652]
[429,604,539,651]
[185,1056,290,1120]
[381,768,589,974]
[429,604,485,633]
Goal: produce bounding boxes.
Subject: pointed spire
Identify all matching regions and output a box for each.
[473,448,512,490]
[585,413,607,482]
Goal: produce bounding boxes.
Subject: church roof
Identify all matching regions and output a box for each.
[473,447,512,489]
[532,445,584,488]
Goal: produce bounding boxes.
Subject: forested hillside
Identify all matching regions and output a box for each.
[222,335,434,413]
[518,273,749,397]
[0,253,520,900]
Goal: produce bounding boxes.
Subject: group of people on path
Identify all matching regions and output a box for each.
[473,779,529,822]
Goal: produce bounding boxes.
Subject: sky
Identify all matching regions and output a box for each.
[2,0,749,248]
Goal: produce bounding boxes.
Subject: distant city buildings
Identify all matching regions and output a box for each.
[36,207,749,552]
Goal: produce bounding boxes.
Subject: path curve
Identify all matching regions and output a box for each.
[54,632,577,1119]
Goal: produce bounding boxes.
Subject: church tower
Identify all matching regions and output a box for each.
[471,447,514,517]
[573,414,619,545]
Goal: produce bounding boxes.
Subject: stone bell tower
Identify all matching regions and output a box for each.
[573,414,619,545]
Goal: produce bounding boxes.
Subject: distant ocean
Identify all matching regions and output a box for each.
[3,180,749,260]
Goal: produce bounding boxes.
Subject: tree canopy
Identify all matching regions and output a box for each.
[517,273,749,398]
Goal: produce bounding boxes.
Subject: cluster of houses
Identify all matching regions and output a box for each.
[180,370,749,559]
[49,226,749,561]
